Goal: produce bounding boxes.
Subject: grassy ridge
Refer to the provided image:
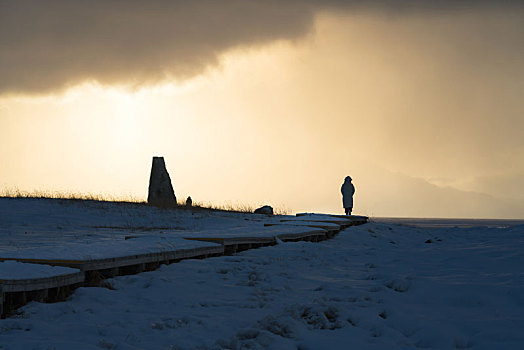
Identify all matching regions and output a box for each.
[0,188,289,215]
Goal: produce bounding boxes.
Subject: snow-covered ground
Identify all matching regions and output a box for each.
[0,198,320,261]
[0,198,266,251]
[1,207,523,349]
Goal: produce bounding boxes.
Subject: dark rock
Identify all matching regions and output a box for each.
[254,205,273,215]
[147,157,177,207]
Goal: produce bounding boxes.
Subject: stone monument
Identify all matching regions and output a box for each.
[147,156,177,207]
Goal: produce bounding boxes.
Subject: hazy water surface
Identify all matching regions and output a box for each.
[372,217,524,229]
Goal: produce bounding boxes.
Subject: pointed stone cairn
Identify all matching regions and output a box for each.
[147,157,177,207]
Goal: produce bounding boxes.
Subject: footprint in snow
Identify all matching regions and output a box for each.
[384,278,411,292]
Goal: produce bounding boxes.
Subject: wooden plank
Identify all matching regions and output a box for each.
[296,213,369,223]
[184,236,275,246]
[1,245,224,272]
[222,237,275,245]
[293,214,368,228]
[184,237,225,244]
[0,271,85,293]
[280,219,350,228]
[81,252,174,271]
[265,222,338,229]
[266,222,338,234]
[327,214,368,220]
[0,257,85,268]
[174,245,225,259]
[277,228,327,242]
[285,216,351,223]
[81,245,224,271]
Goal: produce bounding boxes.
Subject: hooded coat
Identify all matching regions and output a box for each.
[341,177,355,208]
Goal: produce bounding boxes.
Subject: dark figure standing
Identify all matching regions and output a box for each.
[341,176,355,215]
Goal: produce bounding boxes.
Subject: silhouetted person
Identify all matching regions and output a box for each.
[341,176,355,215]
[186,196,192,207]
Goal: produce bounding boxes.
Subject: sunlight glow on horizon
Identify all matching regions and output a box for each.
[1,12,523,219]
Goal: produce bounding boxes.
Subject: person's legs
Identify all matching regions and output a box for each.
[347,207,352,215]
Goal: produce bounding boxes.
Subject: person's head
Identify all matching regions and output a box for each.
[345,176,352,182]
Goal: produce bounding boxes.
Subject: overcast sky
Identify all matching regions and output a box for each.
[1,0,523,218]
[2,0,521,94]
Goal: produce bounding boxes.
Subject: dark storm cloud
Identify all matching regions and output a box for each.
[0,0,522,94]
[0,0,317,94]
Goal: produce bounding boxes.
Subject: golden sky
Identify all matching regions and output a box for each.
[1,1,523,218]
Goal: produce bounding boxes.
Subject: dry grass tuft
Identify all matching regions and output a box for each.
[190,200,255,213]
[0,188,144,205]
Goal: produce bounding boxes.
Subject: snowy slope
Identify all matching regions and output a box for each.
[0,197,309,261]
[1,221,523,349]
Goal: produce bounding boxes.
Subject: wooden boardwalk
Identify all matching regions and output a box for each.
[0,267,85,317]
[0,214,368,318]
